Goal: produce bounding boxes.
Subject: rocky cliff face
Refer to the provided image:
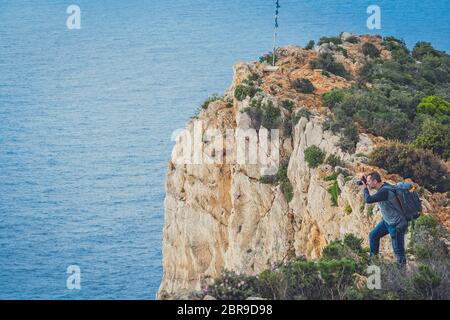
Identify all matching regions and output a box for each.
[157,34,448,299]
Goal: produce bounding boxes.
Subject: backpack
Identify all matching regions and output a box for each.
[390,182,422,221]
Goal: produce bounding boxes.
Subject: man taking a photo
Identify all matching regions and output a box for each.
[361,172,408,268]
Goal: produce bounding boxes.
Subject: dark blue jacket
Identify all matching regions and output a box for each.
[364,183,405,226]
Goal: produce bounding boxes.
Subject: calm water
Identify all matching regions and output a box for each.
[0,0,448,299]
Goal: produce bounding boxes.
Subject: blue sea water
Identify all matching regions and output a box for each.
[0,0,448,300]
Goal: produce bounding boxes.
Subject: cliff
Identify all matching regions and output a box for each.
[157,34,449,299]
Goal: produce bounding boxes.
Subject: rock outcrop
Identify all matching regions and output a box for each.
[157,35,448,299]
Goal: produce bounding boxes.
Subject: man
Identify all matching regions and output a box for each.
[361,172,408,267]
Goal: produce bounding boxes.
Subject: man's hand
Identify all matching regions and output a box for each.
[360,175,368,189]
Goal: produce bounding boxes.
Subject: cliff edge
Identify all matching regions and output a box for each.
[157,34,449,299]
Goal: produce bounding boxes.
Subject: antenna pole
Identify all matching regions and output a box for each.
[272,0,280,66]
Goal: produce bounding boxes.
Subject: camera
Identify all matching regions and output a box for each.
[356,175,367,186]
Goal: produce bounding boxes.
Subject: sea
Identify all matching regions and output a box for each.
[0,0,448,299]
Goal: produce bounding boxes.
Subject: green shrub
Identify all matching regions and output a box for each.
[305,40,315,50]
[260,175,278,184]
[321,235,367,272]
[336,46,348,58]
[412,42,444,61]
[369,142,449,192]
[417,96,450,118]
[234,76,261,101]
[367,204,375,216]
[280,180,294,203]
[282,118,293,137]
[292,78,315,94]
[234,83,259,101]
[257,269,288,300]
[242,98,263,128]
[310,53,351,79]
[206,270,258,300]
[322,89,345,109]
[415,215,439,235]
[317,259,356,299]
[362,42,380,58]
[206,230,449,300]
[382,36,406,49]
[327,180,341,206]
[261,100,281,129]
[283,108,312,137]
[318,36,342,46]
[276,159,294,202]
[412,265,442,299]
[242,98,281,130]
[324,172,338,181]
[259,52,277,64]
[304,145,326,168]
[419,55,450,84]
[281,259,323,300]
[293,108,312,122]
[346,36,360,44]
[281,99,295,112]
[201,94,223,109]
[328,89,416,143]
[344,203,352,215]
[413,117,450,160]
[343,234,364,253]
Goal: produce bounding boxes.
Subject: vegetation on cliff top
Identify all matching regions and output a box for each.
[319,35,449,192]
[202,215,449,300]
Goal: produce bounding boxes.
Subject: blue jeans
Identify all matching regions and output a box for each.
[369,220,408,267]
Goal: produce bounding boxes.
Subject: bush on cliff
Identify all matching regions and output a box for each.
[318,36,342,46]
[346,36,360,44]
[242,98,281,130]
[309,52,350,79]
[413,117,450,160]
[322,38,450,156]
[204,270,258,300]
[203,226,449,300]
[281,99,295,112]
[417,95,450,119]
[322,89,345,109]
[260,158,294,203]
[292,78,315,94]
[282,108,312,137]
[369,142,449,192]
[304,145,326,168]
[277,159,294,203]
[234,76,261,101]
[259,52,278,65]
[304,40,315,50]
[362,42,380,58]
[412,41,445,61]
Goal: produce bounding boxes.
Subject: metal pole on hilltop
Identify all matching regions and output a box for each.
[272,0,280,66]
